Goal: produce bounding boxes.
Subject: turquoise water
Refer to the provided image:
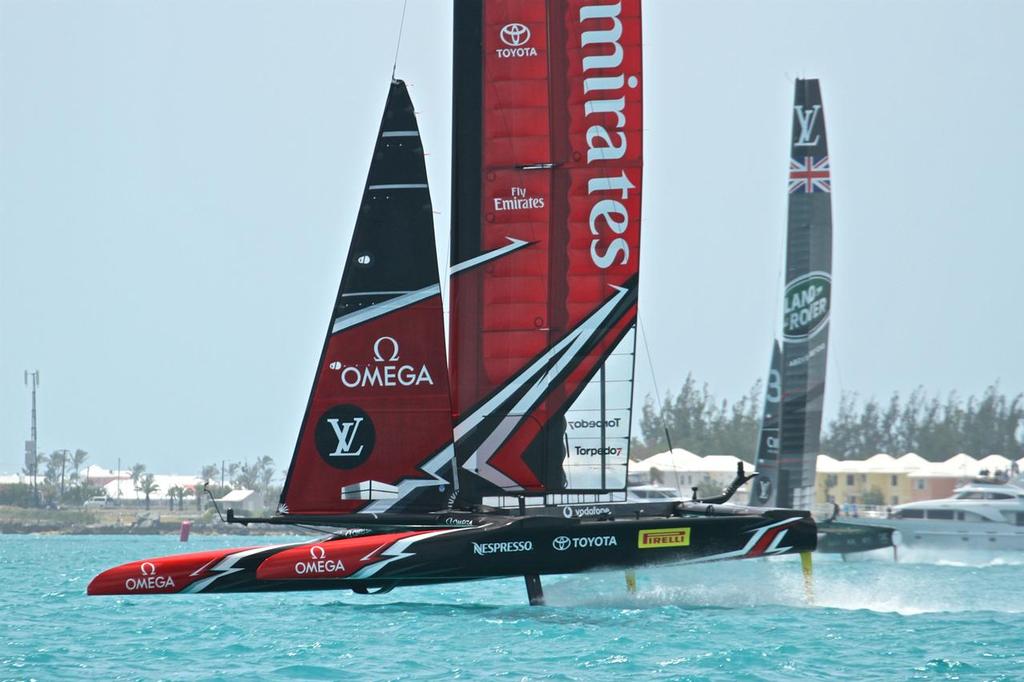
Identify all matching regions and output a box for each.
[3,535,1023,680]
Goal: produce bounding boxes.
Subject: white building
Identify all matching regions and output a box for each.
[629,449,752,496]
[214,489,263,513]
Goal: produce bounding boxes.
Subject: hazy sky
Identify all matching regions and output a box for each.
[2,0,1021,476]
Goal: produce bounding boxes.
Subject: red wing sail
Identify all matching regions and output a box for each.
[279,80,456,516]
[450,1,643,495]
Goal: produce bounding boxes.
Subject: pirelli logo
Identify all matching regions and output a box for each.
[638,527,691,549]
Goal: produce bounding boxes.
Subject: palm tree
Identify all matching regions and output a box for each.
[50,450,69,497]
[166,485,180,510]
[256,456,276,493]
[226,462,240,487]
[176,486,186,511]
[43,454,61,491]
[200,464,219,484]
[137,474,159,511]
[235,460,258,491]
[130,463,146,500]
[71,449,89,486]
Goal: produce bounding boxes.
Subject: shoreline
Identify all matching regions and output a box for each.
[0,505,315,536]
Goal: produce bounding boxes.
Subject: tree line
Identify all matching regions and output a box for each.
[631,375,1024,462]
[13,448,100,506]
[7,448,280,510]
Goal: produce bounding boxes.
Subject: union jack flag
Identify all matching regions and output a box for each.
[788,156,831,193]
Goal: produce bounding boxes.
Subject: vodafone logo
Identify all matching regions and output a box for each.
[562,505,612,519]
[330,337,433,389]
[500,23,530,46]
[496,23,537,59]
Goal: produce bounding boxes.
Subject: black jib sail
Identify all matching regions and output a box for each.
[749,341,782,505]
[277,80,458,516]
[752,79,832,509]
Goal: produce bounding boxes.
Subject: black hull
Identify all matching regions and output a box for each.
[89,511,817,598]
[816,520,894,554]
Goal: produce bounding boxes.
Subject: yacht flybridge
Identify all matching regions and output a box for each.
[843,480,1024,551]
[88,1,816,605]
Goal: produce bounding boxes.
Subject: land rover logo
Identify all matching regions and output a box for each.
[552,536,571,551]
[314,404,376,470]
[783,272,831,340]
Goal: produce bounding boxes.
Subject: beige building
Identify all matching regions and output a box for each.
[632,450,1023,508]
[816,452,1021,507]
[816,454,917,507]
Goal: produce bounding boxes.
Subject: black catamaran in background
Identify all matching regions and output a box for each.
[89,1,817,604]
[751,79,833,511]
[747,80,892,554]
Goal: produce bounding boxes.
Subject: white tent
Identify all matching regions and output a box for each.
[976,454,1012,473]
[630,448,703,474]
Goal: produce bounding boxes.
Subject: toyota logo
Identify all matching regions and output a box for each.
[140,562,156,576]
[310,545,326,560]
[552,536,570,552]
[500,23,531,47]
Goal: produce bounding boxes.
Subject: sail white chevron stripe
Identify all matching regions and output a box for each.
[361,444,455,514]
[456,286,630,489]
[449,237,530,275]
[331,283,440,333]
[454,285,628,442]
[466,319,613,488]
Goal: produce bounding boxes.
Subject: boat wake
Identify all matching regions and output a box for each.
[897,548,1024,568]
[832,545,1024,567]
[540,557,1024,615]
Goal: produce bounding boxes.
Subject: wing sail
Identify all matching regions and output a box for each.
[778,79,833,509]
[450,0,644,497]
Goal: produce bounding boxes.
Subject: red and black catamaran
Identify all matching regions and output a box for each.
[89,0,816,605]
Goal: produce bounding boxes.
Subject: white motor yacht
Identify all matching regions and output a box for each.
[845,479,1024,550]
